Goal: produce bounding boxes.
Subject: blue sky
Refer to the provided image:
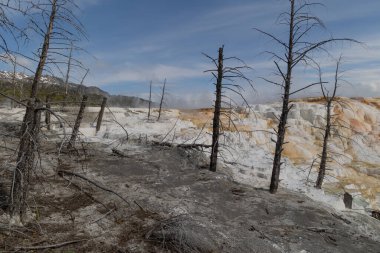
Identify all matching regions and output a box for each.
[5,0,380,107]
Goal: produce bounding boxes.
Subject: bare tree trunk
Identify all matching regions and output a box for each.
[67,95,87,149]
[11,58,16,109]
[209,47,224,172]
[9,101,42,221]
[45,95,51,130]
[157,78,166,121]
[148,80,152,120]
[96,97,107,133]
[63,42,73,108]
[228,98,232,129]
[316,101,331,188]
[9,0,57,219]
[64,42,73,95]
[80,69,89,86]
[269,0,295,194]
[316,59,340,189]
[77,68,89,97]
[30,0,57,99]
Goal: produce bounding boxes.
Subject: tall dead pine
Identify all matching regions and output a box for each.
[96,97,107,133]
[67,95,88,149]
[157,78,166,121]
[204,46,252,172]
[255,0,356,193]
[316,59,340,189]
[210,47,224,172]
[9,0,57,220]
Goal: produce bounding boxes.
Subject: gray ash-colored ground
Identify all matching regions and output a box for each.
[0,120,380,252]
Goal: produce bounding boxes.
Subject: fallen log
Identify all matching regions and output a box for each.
[151,141,211,150]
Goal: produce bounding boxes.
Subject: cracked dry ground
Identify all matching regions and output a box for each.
[1,141,380,252]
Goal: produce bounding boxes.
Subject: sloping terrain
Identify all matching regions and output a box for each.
[1,137,379,252]
[0,97,379,252]
[73,97,380,212]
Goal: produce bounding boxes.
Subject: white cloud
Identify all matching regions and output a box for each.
[92,63,208,85]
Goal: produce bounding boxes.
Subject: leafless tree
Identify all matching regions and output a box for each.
[204,46,253,172]
[256,0,357,193]
[148,80,152,120]
[80,68,89,85]
[10,55,17,109]
[315,57,341,189]
[64,42,73,95]
[96,97,107,133]
[157,78,166,121]
[8,0,58,221]
[77,68,89,96]
[67,95,87,149]
[8,0,86,221]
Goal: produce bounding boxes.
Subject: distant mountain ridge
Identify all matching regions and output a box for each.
[0,71,151,108]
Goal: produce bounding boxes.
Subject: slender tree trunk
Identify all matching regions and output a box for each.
[67,95,87,149]
[157,79,166,121]
[316,101,332,188]
[80,69,89,86]
[9,101,42,221]
[269,0,295,194]
[228,98,232,129]
[9,0,57,219]
[30,0,57,99]
[63,42,73,107]
[96,97,107,133]
[209,47,224,172]
[11,60,16,109]
[45,95,51,130]
[148,81,152,120]
[64,43,73,95]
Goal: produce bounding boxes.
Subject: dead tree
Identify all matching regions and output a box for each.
[64,42,73,95]
[315,58,341,189]
[67,95,88,149]
[80,69,90,86]
[157,78,166,121]
[10,55,17,109]
[204,46,253,172]
[45,95,51,130]
[8,0,58,220]
[62,42,73,107]
[256,0,357,193]
[8,0,86,220]
[9,100,42,220]
[209,47,224,172]
[148,80,152,120]
[96,97,107,133]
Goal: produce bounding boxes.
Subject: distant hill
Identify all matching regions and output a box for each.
[0,71,151,108]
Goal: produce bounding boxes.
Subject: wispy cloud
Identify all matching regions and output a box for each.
[92,63,208,85]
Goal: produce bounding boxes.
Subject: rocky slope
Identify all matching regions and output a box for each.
[0,98,379,252]
[66,97,380,213]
